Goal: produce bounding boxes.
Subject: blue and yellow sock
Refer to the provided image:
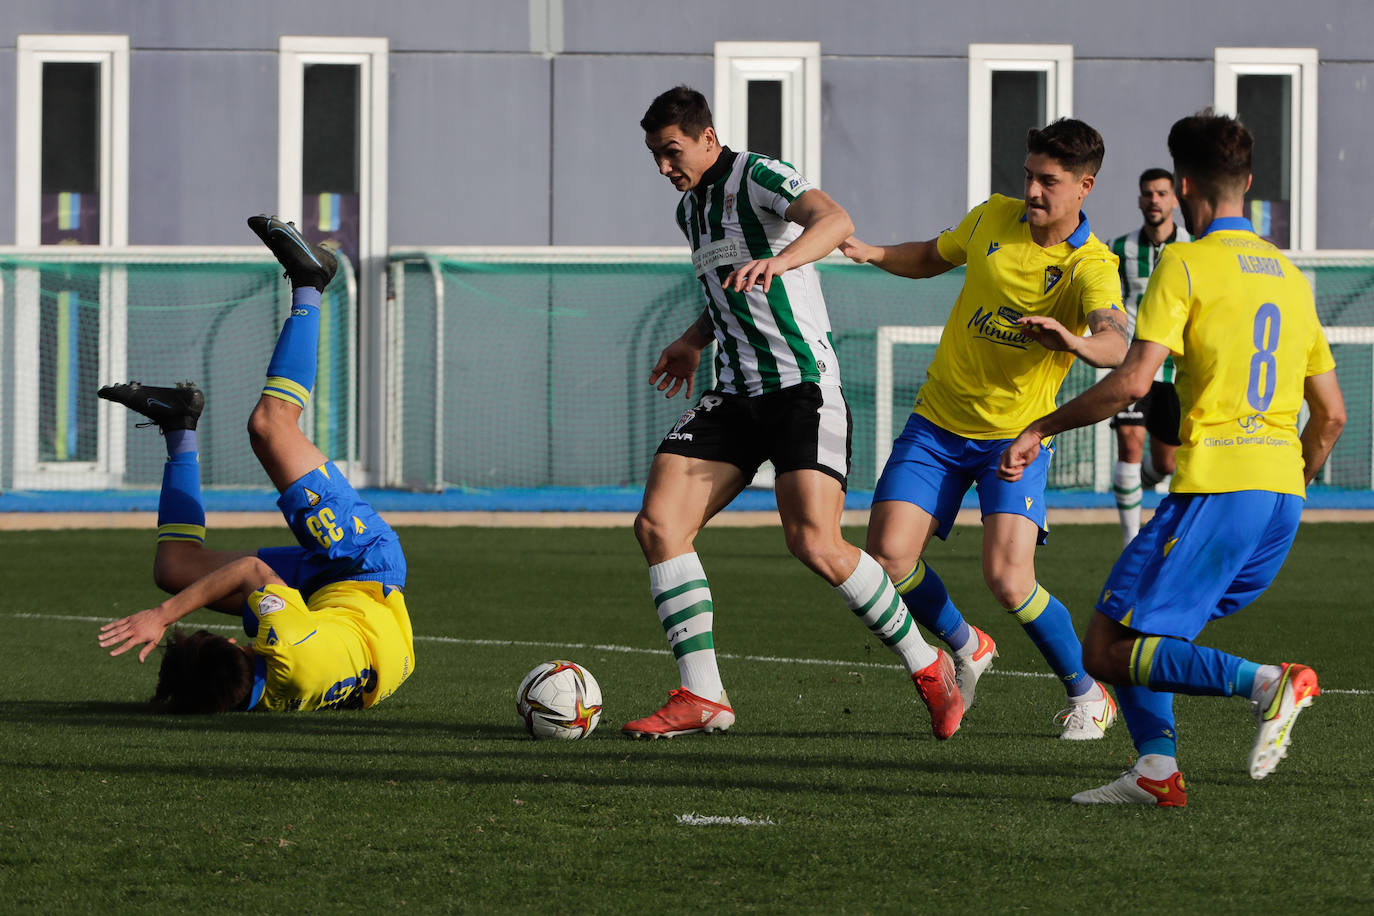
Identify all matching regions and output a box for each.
[262,286,321,408]
[894,559,971,650]
[1010,583,1091,697]
[1115,684,1177,758]
[1128,635,1248,697]
[156,429,205,545]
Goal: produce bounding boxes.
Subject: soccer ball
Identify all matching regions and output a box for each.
[515,660,603,740]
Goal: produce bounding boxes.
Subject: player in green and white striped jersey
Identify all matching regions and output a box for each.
[622,86,960,741]
[1106,168,1191,545]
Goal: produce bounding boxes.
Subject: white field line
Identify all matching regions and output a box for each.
[21,612,1373,696]
[677,813,776,827]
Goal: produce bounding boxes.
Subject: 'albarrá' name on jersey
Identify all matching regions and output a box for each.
[675,148,841,397]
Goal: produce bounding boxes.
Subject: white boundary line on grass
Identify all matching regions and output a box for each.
[18,612,1373,696]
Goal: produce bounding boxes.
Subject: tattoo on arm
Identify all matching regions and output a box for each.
[1089,309,1129,345]
[691,308,714,338]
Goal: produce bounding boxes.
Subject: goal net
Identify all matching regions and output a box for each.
[2,247,1371,504]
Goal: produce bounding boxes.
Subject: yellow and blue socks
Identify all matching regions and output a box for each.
[895,559,973,654]
[650,553,722,702]
[1011,583,1093,698]
[837,552,939,675]
[156,428,205,545]
[1131,636,1281,703]
[1115,683,1178,760]
[262,286,321,408]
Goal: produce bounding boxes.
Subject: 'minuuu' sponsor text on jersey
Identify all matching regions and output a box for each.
[675,148,841,396]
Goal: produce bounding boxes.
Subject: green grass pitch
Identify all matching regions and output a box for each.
[2,521,1371,913]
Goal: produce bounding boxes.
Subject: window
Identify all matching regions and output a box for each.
[11,35,130,488]
[967,44,1073,209]
[279,37,389,479]
[713,41,821,184]
[16,34,129,246]
[1214,48,1318,250]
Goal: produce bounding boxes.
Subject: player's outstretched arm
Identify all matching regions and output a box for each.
[98,556,285,663]
[1300,369,1347,484]
[998,340,1165,481]
[1016,308,1130,368]
[839,236,954,279]
[723,189,853,293]
[649,308,713,399]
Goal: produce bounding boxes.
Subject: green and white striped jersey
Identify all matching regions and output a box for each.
[1108,224,1191,382]
[675,148,841,396]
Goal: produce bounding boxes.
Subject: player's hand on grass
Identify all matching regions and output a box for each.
[998,431,1043,482]
[649,338,703,399]
[725,257,787,293]
[838,236,876,264]
[99,605,174,663]
[1016,315,1077,352]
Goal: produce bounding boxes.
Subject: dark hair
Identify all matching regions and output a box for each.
[1167,108,1252,204]
[151,629,254,714]
[640,85,714,138]
[1139,167,1174,189]
[1026,118,1105,177]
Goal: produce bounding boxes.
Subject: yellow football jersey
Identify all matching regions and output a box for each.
[917,194,1122,438]
[1134,217,1335,495]
[243,580,415,711]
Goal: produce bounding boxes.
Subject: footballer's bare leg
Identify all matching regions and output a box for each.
[246,395,329,495]
[774,468,856,585]
[634,454,746,564]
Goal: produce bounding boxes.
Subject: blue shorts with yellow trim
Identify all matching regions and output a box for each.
[873,413,1054,542]
[1095,490,1302,640]
[258,461,406,598]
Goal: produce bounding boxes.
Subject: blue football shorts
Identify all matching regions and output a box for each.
[1095,490,1303,640]
[257,461,407,598]
[872,413,1054,542]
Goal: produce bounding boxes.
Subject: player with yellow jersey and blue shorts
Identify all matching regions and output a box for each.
[841,119,1128,739]
[97,215,415,713]
[1000,110,1345,806]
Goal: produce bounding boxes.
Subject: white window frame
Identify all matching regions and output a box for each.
[11,35,130,488]
[278,36,389,484]
[713,41,821,186]
[1213,47,1318,251]
[967,43,1073,211]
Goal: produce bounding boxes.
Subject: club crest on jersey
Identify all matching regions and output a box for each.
[304,487,321,507]
[724,193,735,219]
[1044,266,1063,293]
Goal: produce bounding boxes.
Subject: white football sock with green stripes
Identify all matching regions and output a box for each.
[836,552,939,675]
[1114,460,1142,545]
[650,552,723,702]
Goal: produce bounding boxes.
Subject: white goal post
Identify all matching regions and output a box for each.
[874,324,1374,492]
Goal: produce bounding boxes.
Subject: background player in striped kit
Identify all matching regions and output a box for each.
[622,86,961,740]
[1106,169,1191,544]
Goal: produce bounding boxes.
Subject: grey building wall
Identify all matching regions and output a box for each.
[1,0,1371,249]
